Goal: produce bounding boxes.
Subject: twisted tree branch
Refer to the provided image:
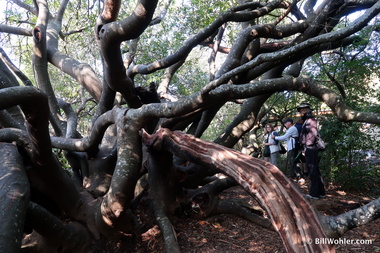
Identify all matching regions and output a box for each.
[143,128,334,253]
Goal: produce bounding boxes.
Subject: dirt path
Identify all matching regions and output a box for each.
[90,182,380,252]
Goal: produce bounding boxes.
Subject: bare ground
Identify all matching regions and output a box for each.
[90,181,380,253]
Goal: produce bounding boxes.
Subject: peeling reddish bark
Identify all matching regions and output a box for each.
[143,128,335,253]
[101,0,121,22]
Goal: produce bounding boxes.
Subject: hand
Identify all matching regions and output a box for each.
[271,134,275,139]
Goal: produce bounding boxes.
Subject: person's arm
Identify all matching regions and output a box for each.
[274,127,296,142]
[270,132,279,145]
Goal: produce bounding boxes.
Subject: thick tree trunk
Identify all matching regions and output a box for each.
[143,128,334,253]
[97,108,143,238]
[0,143,30,252]
[146,150,182,253]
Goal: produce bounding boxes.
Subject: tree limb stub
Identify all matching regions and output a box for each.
[101,0,121,23]
[143,128,334,253]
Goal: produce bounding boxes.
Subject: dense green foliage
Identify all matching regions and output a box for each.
[319,115,380,195]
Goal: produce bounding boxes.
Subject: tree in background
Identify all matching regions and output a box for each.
[0,0,379,252]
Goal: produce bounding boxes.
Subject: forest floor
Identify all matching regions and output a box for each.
[90,180,380,253]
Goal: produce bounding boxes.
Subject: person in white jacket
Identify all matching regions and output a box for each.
[272,118,301,180]
[263,124,280,167]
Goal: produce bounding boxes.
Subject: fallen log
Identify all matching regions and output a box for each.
[142,128,334,253]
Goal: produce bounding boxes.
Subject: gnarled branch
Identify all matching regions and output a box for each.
[143,128,334,253]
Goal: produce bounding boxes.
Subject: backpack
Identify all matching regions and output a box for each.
[315,134,326,151]
[294,123,302,150]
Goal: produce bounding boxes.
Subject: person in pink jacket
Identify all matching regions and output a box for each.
[298,102,326,200]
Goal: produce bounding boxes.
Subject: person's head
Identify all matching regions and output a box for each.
[265,123,274,133]
[294,117,303,124]
[282,118,294,129]
[297,102,313,116]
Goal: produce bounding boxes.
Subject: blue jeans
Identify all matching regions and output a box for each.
[270,151,279,167]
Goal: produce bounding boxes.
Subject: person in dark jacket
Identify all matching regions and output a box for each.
[294,117,306,177]
[298,102,326,199]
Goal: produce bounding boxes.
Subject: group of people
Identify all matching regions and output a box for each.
[263,102,326,200]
